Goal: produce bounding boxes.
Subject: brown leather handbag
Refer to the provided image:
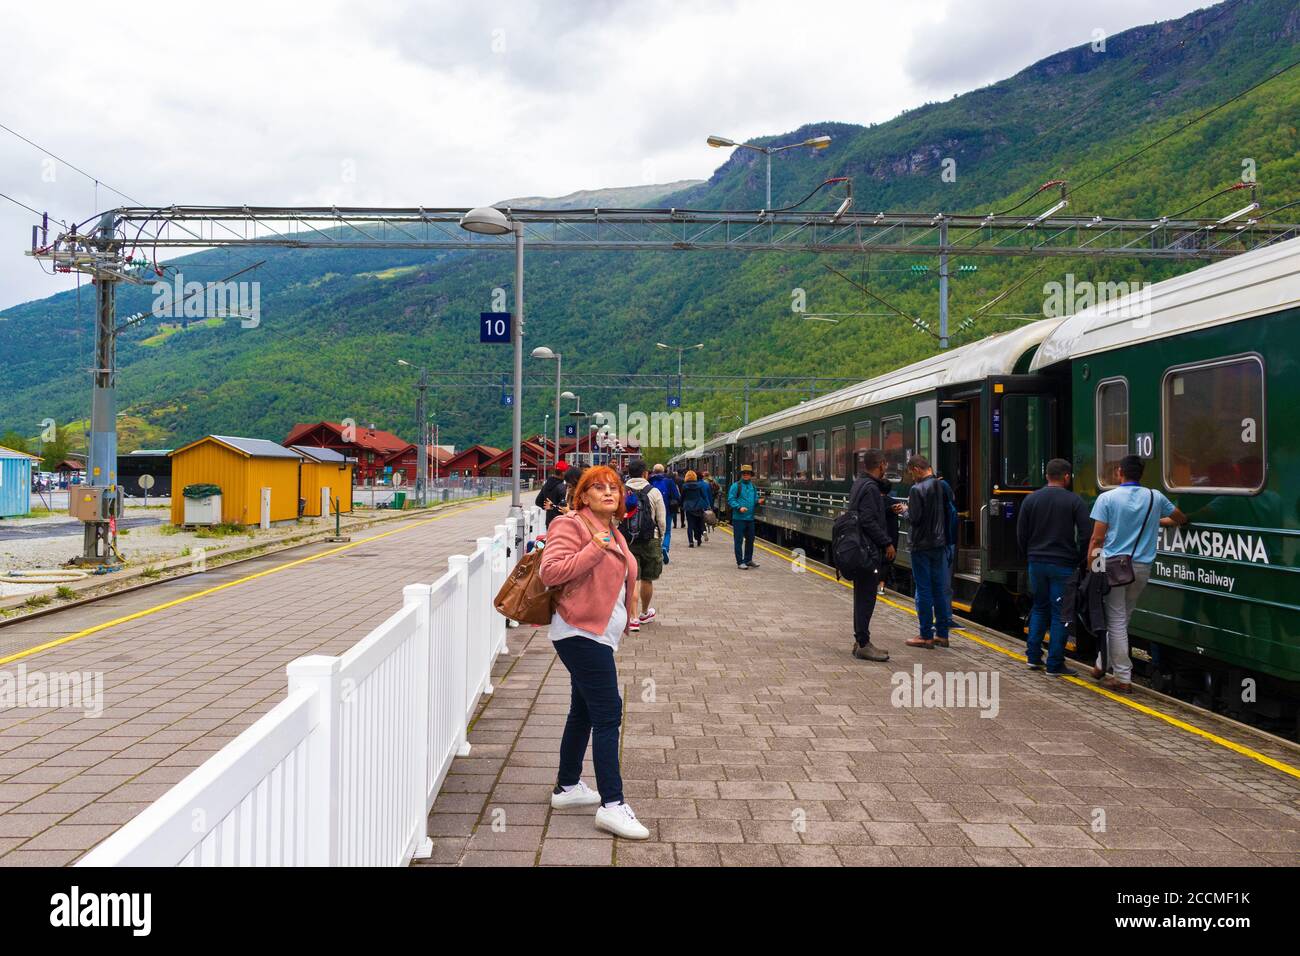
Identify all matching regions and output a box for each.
[494,545,557,625]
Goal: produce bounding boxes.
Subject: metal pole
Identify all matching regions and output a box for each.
[765,149,772,209]
[81,226,119,565]
[939,219,949,349]
[743,382,750,425]
[554,353,562,469]
[510,224,523,511]
[415,366,428,506]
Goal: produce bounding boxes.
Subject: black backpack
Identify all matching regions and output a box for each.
[831,483,881,579]
[620,486,656,544]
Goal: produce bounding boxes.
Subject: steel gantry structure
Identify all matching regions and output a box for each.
[24,194,1300,563]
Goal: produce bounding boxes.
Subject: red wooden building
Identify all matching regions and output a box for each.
[284,422,412,483]
[442,444,503,478]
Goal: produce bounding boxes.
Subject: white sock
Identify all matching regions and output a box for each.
[603,800,622,809]
[561,783,578,793]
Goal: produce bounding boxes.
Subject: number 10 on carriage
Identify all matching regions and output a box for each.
[480,312,511,343]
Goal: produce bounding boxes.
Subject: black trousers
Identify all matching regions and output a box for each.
[852,568,880,647]
[685,510,704,544]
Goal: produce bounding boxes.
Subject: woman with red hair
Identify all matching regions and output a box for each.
[538,465,649,840]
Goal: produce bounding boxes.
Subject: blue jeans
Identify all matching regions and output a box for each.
[1027,561,1074,672]
[911,547,952,640]
[662,519,672,558]
[733,519,755,565]
[553,636,623,804]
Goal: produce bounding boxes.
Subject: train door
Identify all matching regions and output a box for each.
[986,376,1059,571]
[914,399,937,465]
[937,397,979,575]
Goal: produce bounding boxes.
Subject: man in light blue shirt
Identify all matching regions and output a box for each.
[1087,455,1188,691]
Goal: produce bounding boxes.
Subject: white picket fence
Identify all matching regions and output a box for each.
[77,506,547,867]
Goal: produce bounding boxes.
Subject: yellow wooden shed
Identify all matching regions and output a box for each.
[291,445,355,516]
[169,435,302,526]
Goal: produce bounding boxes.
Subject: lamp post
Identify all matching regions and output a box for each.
[706,134,831,209]
[460,206,523,518]
[396,359,428,506]
[541,412,550,474]
[531,345,563,477]
[656,341,704,379]
[562,390,588,464]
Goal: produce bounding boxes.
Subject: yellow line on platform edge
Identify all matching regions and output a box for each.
[720,526,1300,782]
[0,497,499,668]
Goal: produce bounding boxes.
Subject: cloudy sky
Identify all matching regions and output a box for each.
[0,0,1210,310]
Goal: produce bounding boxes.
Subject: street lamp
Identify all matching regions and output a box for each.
[561,390,588,463]
[707,133,831,208]
[396,358,429,506]
[531,345,563,479]
[656,341,704,378]
[460,206,524,517]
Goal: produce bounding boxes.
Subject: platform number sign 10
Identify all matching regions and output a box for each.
[1135,433,1154,459]
[480,312,512,343]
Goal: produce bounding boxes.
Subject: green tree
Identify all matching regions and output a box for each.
[0,430,30,454]
[40,424,75,472]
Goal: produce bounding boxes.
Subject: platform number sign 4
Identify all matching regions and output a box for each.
[1135,432,1154,459]
[480,312,511,343]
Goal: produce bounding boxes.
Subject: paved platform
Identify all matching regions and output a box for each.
[421,525,1300,867]
[0,498,508,865]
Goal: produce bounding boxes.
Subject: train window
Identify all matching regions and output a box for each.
[813,431,827,480]
[1001,395,1053,488]
[758,441,770,478]
[1096,378,1129,488]
[1162,355,1265,494]
[771,440,781,480]
[917,417,932,462]
[852,420,872,476]
[881,416,906,480]
[795,434,810,480]
[782,437,794,479]
[831,427,847,481]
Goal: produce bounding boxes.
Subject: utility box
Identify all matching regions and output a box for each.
[184,493,222,525]
[69,487,121,521]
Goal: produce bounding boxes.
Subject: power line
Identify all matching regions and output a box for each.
[0,121,144,210]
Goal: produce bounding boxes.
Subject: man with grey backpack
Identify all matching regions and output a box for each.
[1086,455,1188,692]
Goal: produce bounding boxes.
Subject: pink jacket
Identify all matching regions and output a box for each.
[539,508,638,636]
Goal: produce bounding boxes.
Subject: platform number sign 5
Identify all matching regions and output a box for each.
[480,312,511,343]
[1135,433,1154,459]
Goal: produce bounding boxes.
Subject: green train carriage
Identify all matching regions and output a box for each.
[722,320,1067,620]
[1029,235,1300,718]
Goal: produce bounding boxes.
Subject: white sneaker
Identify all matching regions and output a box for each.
[551,780,602,809]
[594,802,650,840]
[640,607,656,624]
[628,617,641,632]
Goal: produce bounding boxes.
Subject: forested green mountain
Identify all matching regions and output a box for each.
[2,0,1298,454]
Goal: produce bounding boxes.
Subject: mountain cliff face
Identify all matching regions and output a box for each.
[2,0,1298,453]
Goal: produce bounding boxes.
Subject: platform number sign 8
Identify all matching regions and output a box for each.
[1135,433,1154,459]
[480,312,512,343]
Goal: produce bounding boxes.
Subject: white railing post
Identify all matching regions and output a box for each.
[447,553,472,757]
[499,520,516,637]
[287,655,342,866]
[476,535,495,694]
[403,582,434,862]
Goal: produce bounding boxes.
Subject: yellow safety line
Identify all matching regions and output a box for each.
[718,526,1300,781]
[0,498,499,668]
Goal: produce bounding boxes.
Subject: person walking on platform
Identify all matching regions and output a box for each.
[539,465,649,840]
[624,459,666,626]
[681,469,711,547]
[535,461,569,527]
[702,470,721,540]
[1016,458,1091,676]
[728,464,760,569]
[898,454,954,648]
[649,463,680,563]
[673,470,687,528]
[846,449,896,661]
[1086,454,1188,692]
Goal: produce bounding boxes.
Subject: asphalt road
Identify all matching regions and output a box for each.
[0,515,164,541]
